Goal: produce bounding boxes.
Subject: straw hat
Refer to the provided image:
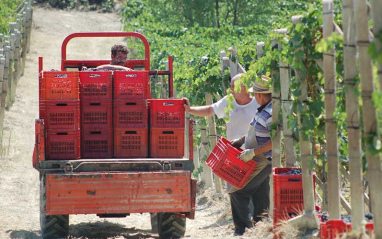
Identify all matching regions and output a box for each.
[248,75,272,94]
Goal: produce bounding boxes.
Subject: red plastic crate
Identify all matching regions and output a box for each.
[273,167,316,210]
[40,101,80,130]
[320,220,348,239]
[148,99,185,128]
[150,128,184,158]
[114,128,148,158]
[40,71,79,100]
[81,100,112,129]
[79,71,112,100]
[113,99,148,128]
[81,128,113,158]
[206,137,258,189]
[46,129,80,160]
[113,71,150,99]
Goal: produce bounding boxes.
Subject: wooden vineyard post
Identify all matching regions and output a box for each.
[271,37,281,168]
[342,0,365,230]
[199,127,213,188]
[323,0,341,221]
[277,29,296,167]
[288,15,319,230]
[371,0,382,88]
[354,0,382,237]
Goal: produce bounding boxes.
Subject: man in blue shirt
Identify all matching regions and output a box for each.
[230,75,272,236]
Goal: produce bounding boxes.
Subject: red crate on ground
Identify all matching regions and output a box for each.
[148,99,185,128]
[81,128,113,158]
[81,100,112,129]
[114,128,148,158]
[40,71,79,100]
[113,71,150,99]
[273,167,316,210]
[150,128,184,158]
[320,220,349,239]
[113,99,148,128]
[206,137,258,189]
[79,71,112,100]
[40,101,80,130]
[46,129,80,160]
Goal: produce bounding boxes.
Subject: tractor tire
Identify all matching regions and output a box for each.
[158,213,186,239]
[150,213,159,233]
[40,174,69,239]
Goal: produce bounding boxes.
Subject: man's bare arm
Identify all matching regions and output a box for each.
[183,97,215,117]
[96,65,132,71]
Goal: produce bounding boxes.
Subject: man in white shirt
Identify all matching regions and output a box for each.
[183,73,259,142]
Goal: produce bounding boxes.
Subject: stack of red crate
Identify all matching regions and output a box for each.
[39,71,80,160]
[148,99,185,158]
[79,71,113,158]
[273,167,316,233]
[320,220,374,239]
[113,71,149,158]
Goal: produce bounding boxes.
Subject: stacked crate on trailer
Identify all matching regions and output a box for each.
[148,99,185,158]
[39,71,80,160]
[113,71,150,158]
[79,71,113,158]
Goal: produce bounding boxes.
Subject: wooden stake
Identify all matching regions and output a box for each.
[342,0,365,229]
[354,0,382,237]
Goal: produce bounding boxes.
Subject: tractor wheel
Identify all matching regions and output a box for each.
[158,213,186,239]
[150,213,159,233]
[40,174,69,239]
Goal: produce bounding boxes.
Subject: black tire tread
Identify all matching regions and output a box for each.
[158,213,186,239]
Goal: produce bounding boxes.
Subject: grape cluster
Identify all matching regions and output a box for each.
[279,169,302,175]
[318,213,373,223]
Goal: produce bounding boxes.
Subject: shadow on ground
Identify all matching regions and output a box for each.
[8,221,158,239]
[70,221,158,239]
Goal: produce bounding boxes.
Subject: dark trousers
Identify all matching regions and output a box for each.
[230,163,272,231]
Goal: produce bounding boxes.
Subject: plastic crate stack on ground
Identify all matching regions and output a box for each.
[319,219,374,238]
[113,71,150,158]
[148,99,185,158]
[79,71,113,158]
[206,137,258,189]
[39,71,80,160]
[272,168,316,233]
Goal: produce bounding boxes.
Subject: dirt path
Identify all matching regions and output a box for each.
[0,7,273,239]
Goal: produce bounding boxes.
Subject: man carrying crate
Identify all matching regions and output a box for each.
[230,75,273,236]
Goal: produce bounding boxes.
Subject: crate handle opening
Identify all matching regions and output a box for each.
[89,74,101,77]
[126,102,137,106]
[162,131,174,134]
[90,131,102,135]
[125,74,138,77]
[90,103,101,106]
[54,74,68,78]
[163,102,174,106]
[57,132,68,135]
[125,131,137,134]
[288,178,301,182]
[56,103,68,106]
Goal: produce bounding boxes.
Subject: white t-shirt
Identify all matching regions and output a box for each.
[211,96,259,141]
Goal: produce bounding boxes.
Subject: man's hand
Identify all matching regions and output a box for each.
[183,97,191,113]
[239,149,255,162]
[231,137,244,148]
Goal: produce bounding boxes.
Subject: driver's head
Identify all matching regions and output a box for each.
[110,45,129,66]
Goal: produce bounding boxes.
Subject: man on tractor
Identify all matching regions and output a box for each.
[97,44,132,71]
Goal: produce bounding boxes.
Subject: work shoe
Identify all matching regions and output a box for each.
[234,228,245,236]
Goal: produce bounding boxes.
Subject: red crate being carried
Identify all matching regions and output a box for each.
[40,71,79,101]
[79,71,112,101]
[148,99,185,128]
[150,128,184,158]
[114,128,148,158]
[206,137,258,189]
[81,100,112,129]
[113,99,148,128]
[81,128,113,158]
[46,129,80,160]
[113,71,150,99]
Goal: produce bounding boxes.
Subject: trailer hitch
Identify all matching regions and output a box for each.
[64,163,73,173]
[162,161,171,171]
